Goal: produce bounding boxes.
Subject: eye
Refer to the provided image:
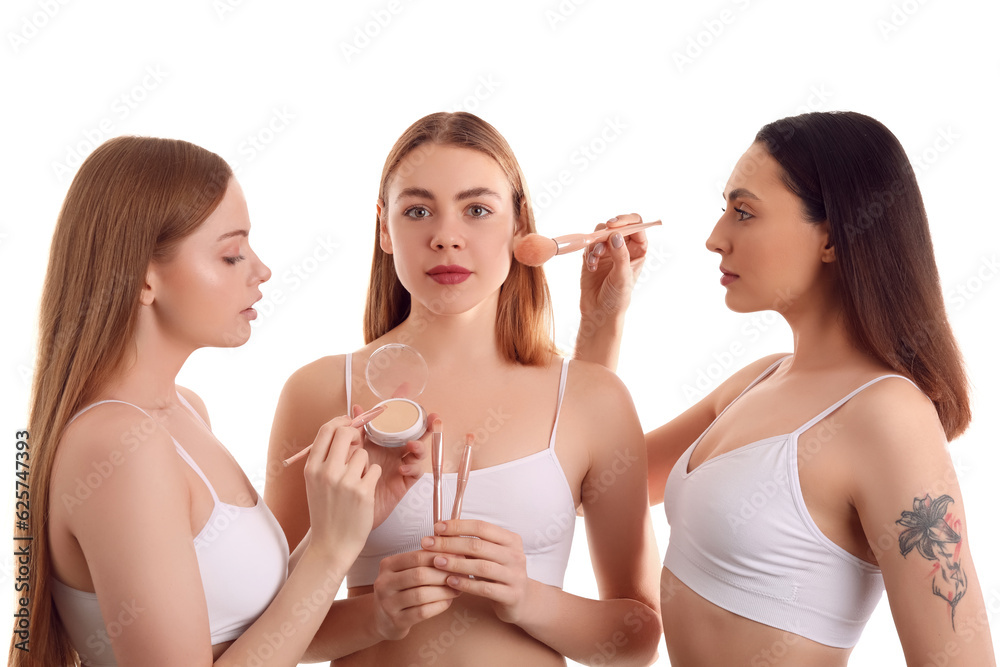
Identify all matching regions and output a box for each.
[224,255,246,265]
[734,207,753,222]
[466,204,493,218]
[404,206,431,219]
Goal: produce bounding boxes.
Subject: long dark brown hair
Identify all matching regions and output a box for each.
[10,136,231,666]
[756,111,970,439]
[364,112,555,366]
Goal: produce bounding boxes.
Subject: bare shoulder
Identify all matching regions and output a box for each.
[710,352,790,412]
[280,354,348,413]
[52,402,187,518]
[563,358,634,411]
[836,375,945,464]
[175,385,210,427]
[561,359,643,461]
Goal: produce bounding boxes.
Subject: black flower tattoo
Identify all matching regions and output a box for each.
[896,494,968,629]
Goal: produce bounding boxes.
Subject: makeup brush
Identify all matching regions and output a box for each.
[432,419,443,525]
[282,405,386,467]
[513,219,662,267]
[451,434,474,520]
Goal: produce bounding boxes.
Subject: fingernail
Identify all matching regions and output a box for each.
[421,536,434,548]
[434,522,447,533]
[594,242,606,255]
[447,576,460,587]
[434,556,447,567]
[608,216,618,223]
[611,233,624,249]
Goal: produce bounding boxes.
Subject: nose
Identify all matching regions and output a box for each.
[705,214,729,255]
[430,212,465,250]
[250,248,272,284]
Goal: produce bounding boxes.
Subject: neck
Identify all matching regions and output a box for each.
[104,318,194,410]
[780,284,866,373]
[392,295,505,372]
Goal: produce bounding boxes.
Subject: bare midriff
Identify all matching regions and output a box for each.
[660,568,852,666]
[334,586,566,667]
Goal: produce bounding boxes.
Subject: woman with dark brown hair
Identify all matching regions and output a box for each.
[266,112,661,666]
[577,111,996,665]
[10,136,382,666]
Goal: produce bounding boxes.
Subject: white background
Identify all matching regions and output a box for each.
[2,0,998,664]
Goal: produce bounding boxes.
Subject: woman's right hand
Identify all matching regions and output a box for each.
[579,212,649,321]
[372,549,461,640]
[575,213,650,370]
[302,417,381,564]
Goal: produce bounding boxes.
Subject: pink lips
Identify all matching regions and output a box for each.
[428,265,471,285]
[242,294,262,319]
[720,266,739,287]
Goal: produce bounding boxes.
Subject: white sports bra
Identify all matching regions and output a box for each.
[51,394,289,665]
[663,356,920,647]
[344,354,578,589]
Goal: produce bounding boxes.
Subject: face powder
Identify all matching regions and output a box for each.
[363,344,429,448]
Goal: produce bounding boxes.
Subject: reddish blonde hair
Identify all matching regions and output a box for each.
[10,136,231,666]
[364,112,555,365]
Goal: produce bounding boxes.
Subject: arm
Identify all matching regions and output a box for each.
[426,363,662,666]
[849,380,995,666]
[63,405,376,666]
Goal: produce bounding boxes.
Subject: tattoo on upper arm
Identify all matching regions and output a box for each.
[896,494,968,629]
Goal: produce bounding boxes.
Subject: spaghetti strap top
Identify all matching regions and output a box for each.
[50,394,289,665]
[663,356,922,648]
[344,354,578,588]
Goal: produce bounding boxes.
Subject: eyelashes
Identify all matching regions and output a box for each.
[224,255,246,265]
[720,206,753,222]
[402,204,495,219]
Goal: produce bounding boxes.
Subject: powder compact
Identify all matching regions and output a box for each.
[363,343,429,447]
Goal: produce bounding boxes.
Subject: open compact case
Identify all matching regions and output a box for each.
[363,343,429,447]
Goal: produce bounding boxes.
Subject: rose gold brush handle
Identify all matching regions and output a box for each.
[554,220,662,255]
[432,429,443,525]
[451,436,474,520]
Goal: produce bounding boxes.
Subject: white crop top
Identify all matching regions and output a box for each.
[344,354,577,589]
[51,395,289,666]
[663,357,919,648]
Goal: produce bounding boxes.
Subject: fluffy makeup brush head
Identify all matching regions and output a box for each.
[513,233,558,267]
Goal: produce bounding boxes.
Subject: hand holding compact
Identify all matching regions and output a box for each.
[354,404,432,529]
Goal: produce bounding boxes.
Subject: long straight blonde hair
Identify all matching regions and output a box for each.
[9,136,231,666]
[364,112,556,366]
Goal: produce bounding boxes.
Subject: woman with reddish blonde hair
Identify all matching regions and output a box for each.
[266,112,662,665]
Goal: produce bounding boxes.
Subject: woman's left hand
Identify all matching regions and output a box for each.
[352,404,431,529]
[422,520,532,625]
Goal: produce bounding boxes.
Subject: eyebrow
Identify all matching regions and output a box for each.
[394,186,503,203]
[723,188,761,203]
[216,230,248,241]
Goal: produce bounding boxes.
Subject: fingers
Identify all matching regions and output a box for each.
[586,213,643,273]
[421,520,521,562]
[606,212,642,228]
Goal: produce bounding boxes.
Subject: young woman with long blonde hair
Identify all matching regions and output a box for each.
[10,136,382,666]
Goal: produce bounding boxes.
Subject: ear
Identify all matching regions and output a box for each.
[816,221,835,263]
[140,265,157,306]
[377,202,393,254]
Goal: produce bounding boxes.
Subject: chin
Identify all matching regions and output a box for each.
[218,323,253,347]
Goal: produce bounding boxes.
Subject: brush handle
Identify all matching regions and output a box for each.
[553,220,661,255]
